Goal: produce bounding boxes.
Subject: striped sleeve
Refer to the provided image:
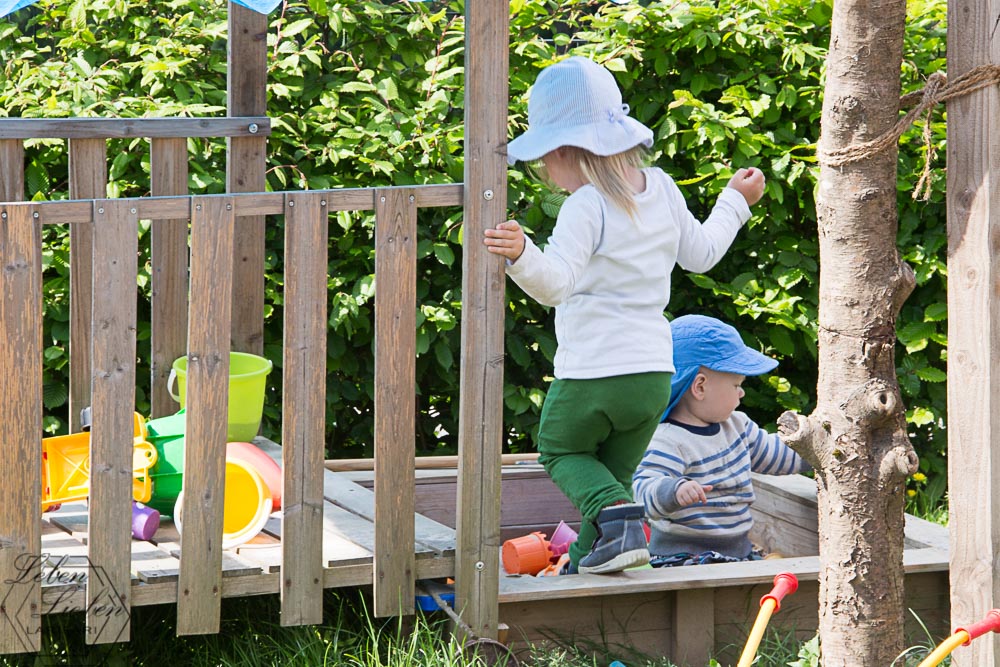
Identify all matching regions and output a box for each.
[741,414,810,475]
[633,429,690,517]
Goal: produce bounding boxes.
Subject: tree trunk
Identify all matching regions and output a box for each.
[777,1,919,664]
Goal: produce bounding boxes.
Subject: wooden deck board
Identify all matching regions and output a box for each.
[35,442,459,616]
[497,548,950,604]
[254,438,456,558]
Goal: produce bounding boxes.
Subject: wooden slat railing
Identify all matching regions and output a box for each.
[68,139,107,432]
[0,183,464,651]
[150,138,191,419]
[0,117,271,139]
[176,197,236,636]
[374,188,418,617]
[0,203,43,653]
[87,200,139,644]
[280,192,328,625]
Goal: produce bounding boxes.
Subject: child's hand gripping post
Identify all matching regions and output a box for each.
[917,609,1000,667]
[736,572,799,667]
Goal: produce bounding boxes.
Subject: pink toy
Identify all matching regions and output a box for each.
[548,520,578,557]
[226,441,283,509]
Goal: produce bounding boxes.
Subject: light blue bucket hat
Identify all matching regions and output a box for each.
[663,315,779,420]
[506,56,654,166]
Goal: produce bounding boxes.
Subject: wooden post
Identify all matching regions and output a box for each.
[946,0,1000,663]
[0,140,24,201]
[150,138,190,418]
[68,139,107,432]
[227,2,268,356]
[373,188,417,617]
[176,197,234,635]
[0,203,42,654]
[87,200,138,644]
[455,0,508,640]
[280,193,327,626]
[670,589,715,665]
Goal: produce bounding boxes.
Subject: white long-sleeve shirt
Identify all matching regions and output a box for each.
[506,167,751,379]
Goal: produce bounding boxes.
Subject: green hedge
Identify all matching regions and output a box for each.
[0,0,948,507]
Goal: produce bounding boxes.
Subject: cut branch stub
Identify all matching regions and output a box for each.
[840,379,899,428]
[778,410,826,470]
[879,442,920,485]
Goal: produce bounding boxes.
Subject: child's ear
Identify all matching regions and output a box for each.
[689,373,708,400]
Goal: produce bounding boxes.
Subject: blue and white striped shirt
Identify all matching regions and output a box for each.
[633,411,809,558]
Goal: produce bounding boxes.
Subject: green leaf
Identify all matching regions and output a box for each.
[916,367,946,382]
[768,327,796,356]
[923,302,947,322]
[433,243,455,267]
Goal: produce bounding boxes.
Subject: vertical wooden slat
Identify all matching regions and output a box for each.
[946,0,1000,663]
[0,140,24,201]
[280,192,327,625]
[176,196,234,635]
[227,2,268,356]
[69,138,107,432]
[87,200,138,644]
[150,138,190,418]
[455,0,508,640]
[670,589,715,665]
[373,188,417,617]
[0,204,42,654]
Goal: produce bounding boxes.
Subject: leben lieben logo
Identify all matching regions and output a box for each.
[2,552,131,656]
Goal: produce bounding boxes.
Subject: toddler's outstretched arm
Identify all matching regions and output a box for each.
[727,167,766,206]
[484,220,526,262]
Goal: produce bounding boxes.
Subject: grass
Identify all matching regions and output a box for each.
[0,591,950,666]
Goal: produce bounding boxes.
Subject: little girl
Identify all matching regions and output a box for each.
[484,56,765,574]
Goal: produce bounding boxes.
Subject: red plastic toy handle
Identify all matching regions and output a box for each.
[956,609,1000,646]
[760,572,799,612]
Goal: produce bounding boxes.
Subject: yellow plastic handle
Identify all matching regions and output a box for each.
[131,440,158,503]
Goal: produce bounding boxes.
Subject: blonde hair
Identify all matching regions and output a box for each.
[535,145,649,220]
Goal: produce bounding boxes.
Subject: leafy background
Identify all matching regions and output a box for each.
[0,0,948,511]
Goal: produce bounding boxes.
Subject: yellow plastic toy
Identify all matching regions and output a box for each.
[917,609,1000,667]
[41,412,158,510]
[737,572,799,667]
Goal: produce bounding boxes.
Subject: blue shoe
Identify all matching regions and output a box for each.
[578,503,649,574]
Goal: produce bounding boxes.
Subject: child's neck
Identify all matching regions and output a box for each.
[668,404,711,427]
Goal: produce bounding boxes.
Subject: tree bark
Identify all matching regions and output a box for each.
[778,1,919,664]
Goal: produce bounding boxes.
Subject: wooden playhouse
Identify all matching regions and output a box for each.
[0,0,996,664]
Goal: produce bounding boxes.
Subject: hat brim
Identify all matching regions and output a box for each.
[506,117,653,166]
[707,348,779,377]
[662,349,778,421]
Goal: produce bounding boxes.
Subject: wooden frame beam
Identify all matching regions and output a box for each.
[455,0,509,640]
[946,0,1000,663]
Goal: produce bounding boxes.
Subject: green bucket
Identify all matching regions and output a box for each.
[144,411,187,516]
[168,351,272,443]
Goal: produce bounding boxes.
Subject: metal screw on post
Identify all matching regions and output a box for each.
[483,190,494,201]
[248,123,259,134]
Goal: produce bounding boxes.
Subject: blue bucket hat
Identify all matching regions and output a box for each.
[663,315,779,420]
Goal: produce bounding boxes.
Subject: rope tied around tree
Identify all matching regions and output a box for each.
[816,64,1000,200]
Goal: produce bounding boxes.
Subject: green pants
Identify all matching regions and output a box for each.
[536,372,671,567]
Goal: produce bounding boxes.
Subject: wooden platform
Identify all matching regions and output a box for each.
[36,439,456,615]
